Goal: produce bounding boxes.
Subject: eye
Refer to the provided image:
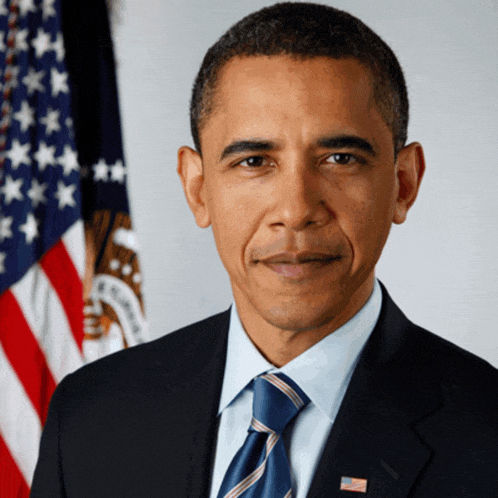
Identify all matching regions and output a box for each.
[325,153,358,165]
[237,156,268,168]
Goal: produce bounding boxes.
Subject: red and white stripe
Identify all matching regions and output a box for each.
[0,221,86,492]
[250,416,275,435]
[261,373,305,409]
[340,477,368,493]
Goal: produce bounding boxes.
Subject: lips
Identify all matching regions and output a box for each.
[256,252,342,279]
[259,252,339,265]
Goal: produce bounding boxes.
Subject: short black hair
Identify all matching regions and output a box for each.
[190,2,409,157]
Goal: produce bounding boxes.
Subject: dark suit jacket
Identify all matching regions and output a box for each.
[31,286,498,497]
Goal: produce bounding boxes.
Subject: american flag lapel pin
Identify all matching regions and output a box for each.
[340,476,368,493]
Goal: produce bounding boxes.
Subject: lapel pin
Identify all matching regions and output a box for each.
[340,476,368,493]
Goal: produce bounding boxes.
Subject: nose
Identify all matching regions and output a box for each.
[269,165,332,232]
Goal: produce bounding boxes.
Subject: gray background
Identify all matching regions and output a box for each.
[112,0,498,366]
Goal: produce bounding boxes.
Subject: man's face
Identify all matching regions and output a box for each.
[179,56,423,337]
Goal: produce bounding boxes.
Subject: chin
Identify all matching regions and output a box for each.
[263,300,340,333]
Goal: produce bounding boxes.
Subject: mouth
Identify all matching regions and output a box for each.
[255,252,342,279]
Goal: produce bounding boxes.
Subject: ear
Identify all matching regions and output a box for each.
[393,142,425,224]
[177,146,211,228]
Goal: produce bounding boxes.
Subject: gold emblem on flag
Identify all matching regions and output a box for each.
[83,210,147,361]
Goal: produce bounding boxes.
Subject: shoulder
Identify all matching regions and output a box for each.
[359,287,498,473]
[407,326,498,476]
[402,314,498,393]
[412,325,498,416]
[33,311,230,495]
[378,287,498,417]
[54,308,230,406]
[379,283,497,375]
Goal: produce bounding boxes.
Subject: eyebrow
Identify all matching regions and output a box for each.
[317,135,377,156]
[220,140,276,161]
[219,134,376,161]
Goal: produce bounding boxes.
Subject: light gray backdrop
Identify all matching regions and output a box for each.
[112,0,498,366]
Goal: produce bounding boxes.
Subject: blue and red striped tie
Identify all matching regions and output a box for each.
[217,372,310,498]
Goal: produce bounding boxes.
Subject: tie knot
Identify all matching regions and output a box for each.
[250,372,310,435]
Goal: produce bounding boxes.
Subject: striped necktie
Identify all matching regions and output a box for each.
[217,372,310,498]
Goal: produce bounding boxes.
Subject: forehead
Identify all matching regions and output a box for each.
[200,55,390,157]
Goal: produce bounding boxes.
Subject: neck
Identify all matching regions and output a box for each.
[233,279,375,367]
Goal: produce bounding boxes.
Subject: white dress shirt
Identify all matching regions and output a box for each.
[209,280,382,498]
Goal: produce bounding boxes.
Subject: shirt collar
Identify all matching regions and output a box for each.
[218,280,383,420]
[218,305,273,414]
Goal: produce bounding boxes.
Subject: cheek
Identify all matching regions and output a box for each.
[336,177,396,257]
[207,185,262,268]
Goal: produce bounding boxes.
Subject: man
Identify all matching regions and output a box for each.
[31,3,498,497]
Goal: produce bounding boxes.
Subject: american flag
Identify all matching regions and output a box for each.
[340,476,368,493]
[0,0,147,495]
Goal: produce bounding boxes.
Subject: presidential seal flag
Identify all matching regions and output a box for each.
[0,0,146,495]
[61,0,148,359]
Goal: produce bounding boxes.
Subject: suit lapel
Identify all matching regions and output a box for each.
[307,287,442,498]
